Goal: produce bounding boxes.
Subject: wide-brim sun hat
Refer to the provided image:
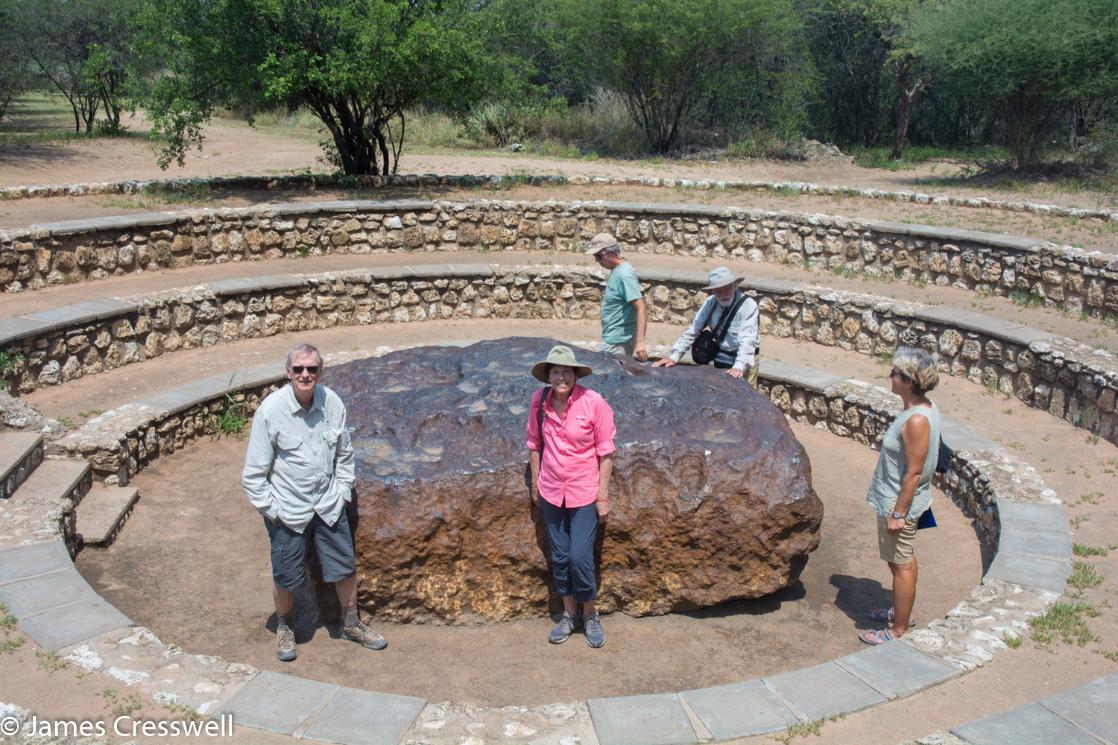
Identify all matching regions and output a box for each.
[531,345,593,382]
[584,232,620,256]
[701,266,740,290]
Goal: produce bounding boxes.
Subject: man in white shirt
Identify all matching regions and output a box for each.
[242,342,386,661]
[652,267,761,386]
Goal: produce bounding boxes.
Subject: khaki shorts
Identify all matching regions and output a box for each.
[877,514,918,564]
[601,339,636,357]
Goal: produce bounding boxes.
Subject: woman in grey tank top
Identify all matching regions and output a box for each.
[860,348,941,645]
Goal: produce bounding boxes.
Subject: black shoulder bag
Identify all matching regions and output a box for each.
[691,294,748,366]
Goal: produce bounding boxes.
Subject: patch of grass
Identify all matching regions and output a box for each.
[57,416,77,429]
[1003,631,1023,649]
[773,718,823,744]
[1029,601,1101,646]
[0,350,24,390]
[1070,515,1088,531]
[1099,650,1118,662]
[0,636,24,653]
[1009,289,1045,308]
[162,701,202,721]
[213,393,249,438]
[36,650,67,673]
[1077,491,1103,505]
[1074,543,1115,557]
[1069,561,1104,590]
[0,603,15,631]
[1086,433,1100,445]
[113,693,143,717]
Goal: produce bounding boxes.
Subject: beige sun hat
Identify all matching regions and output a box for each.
[531,345,593,382]
[584,232,621,256]
[701,266,740,290]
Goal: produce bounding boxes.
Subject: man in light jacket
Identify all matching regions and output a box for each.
[242,342,386,661]
[653,267,760,386]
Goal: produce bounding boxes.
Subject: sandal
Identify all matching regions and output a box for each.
[867,607,916,626]
[859,628,896,645]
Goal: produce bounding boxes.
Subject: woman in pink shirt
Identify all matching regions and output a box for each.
[526,345,616,648]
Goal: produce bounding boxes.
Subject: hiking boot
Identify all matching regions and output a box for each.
[585,612,605,648]
[341,619,388,651]
[276,622,297,662]
[548,611,581,644]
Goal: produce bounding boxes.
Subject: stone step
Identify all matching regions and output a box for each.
[10,458,90,505]
[0,432,44,500]
[77,483,139,547]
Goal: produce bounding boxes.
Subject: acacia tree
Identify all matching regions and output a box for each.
[0,0,36,123]
[911,0,1118,169]
[15,0,139,133]
[559,0,806,153]
[141,0,487,175]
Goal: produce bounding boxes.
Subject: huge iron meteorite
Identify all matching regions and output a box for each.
[325,337,822,624]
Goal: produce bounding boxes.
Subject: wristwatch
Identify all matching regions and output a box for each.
[891,511,904,519]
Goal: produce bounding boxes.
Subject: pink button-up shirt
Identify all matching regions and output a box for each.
[526,384,616,508]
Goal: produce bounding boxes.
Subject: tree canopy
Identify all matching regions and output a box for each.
[141,0,488,174]
[911,0,1118,168]
[557,0,808,153]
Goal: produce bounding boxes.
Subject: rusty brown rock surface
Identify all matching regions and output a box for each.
[324,337,822,624]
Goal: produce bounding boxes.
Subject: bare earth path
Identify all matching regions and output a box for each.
[1,115,1117,744]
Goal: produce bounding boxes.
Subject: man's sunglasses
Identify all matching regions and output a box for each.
[290,365,320,374]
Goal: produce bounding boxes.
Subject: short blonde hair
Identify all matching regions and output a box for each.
[892,347,939,394]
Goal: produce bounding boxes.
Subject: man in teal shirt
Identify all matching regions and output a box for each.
[586,233,648,360]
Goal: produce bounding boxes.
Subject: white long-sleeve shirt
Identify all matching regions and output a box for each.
[241,384,355,533]
[668,293,760,372]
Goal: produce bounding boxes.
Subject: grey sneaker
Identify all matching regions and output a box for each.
[585,612,605,648]
[276,622,297,662]
[341,619,388,651]
[548,612,581,644]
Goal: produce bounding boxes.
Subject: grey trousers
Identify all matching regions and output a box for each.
[539,500,599,603]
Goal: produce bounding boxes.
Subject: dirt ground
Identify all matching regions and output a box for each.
[2,114,1117,743]
[68,338,976,706]
[2,112,1117,251]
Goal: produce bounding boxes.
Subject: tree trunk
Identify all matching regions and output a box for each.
[890,60,925,160]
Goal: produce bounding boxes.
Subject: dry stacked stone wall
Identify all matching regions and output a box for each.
[2,200,1116,320]
[3,266,1116,444]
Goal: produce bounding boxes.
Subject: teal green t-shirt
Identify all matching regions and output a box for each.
[601,261,642,344]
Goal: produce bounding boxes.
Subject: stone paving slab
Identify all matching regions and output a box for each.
[742,277,802,295]
[997,524,1073,560]
[445,263,496,278]
[302,686,425,745]
[679,680,799,739]
[952,702,1102,745]
[33,212,178,234]
[763,662,888,720]
[985,551,1072,594]
[833,642,958,700]
[17,598,131,652]
[204,277,268,295]
[0,316,52,344]
[219,670,338,735]
[249,273,305,291]
[0,539,71,584]
[0,568,100,618]
[939,419,998,451]
[1039,672,1118,745]
[588,693,698,745]
[997,501,1069,533]
[23,299,139,331]
[758,359,848,392]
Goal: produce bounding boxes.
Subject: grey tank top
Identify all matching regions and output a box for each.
[865,401,940,520]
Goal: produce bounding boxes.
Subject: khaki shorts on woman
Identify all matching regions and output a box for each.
[877,514,918,564]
